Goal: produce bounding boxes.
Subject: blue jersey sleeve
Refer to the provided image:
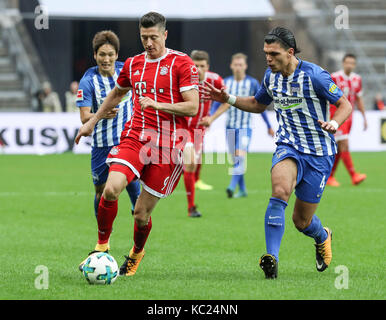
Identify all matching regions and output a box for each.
[254,70,273,106]
[76,76,94,108]
[311,68,343,105]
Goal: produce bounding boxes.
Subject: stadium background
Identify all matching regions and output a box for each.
[0,0,385,301]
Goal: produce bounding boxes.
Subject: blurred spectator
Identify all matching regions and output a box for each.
[65,81,79,112]
[39,81,62,112]
[374,93,385,111]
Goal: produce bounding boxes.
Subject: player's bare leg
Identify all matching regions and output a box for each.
[120,188,159,276]
[183,144,202,217]
[293,198,332,272]
[259,158,297,278]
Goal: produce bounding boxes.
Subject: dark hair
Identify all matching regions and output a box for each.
[92,30,120,54]
[343,53,356,61]
[139,12,166,30]
[190,50,210,64]
[264,27,300,54]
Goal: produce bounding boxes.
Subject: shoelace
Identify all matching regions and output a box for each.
[121,255,136,272]
[315,242,327,257]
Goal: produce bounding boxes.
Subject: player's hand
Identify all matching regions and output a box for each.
[199,116,213,127]
[103,107,119,119]
[75,120,95,144]
[139,96,161,111]
[268,127,275,137]
[363,118,368,131]
[201,81,229,103]
[317,120,337,134]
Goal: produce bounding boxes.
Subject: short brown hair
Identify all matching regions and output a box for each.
[92,30,120,54]
[140,12,166,30]
[231,52,248,63]
[190,50,210,64]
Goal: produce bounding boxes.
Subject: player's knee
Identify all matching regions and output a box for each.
[102,184,120,201]
[133,208,151,227]
[292,214,310,231]
[272,185,291,202]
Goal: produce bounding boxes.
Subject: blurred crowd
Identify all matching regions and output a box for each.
[35,80,385,113]
[36,81,79,112]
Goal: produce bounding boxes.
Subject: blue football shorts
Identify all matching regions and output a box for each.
[226,128,252,154]
[91,146,113,186]
[271,143,335,203]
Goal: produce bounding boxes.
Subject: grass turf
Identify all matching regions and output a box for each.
[0,152,385,300]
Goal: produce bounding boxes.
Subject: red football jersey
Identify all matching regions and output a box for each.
[330,70,362,109]
[116,49,199,147]
[186,71,224,130]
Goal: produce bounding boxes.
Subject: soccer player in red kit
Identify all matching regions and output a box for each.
[183,50,224,217]
[75,12,199,276]
[327,53,367,186]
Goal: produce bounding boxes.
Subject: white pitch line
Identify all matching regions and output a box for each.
[0,188,384,197]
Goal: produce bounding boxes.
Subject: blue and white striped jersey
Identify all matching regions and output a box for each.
[255,59,343,156]
[223,75,271,130]
[76,61,132,147]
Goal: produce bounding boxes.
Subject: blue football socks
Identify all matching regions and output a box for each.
[301,215,328,244]
[264,197,288,261]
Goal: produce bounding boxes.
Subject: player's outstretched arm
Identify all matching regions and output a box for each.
[318,95,352,134]
[356,96,368,130]
[75,87,128,144]
[202,80,267,114]
[139,89,199,117]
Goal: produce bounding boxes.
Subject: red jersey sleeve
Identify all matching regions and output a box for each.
[116,57,132,90]
[356,75,363,97]
[213,75,224,90]
[176,55,199,93]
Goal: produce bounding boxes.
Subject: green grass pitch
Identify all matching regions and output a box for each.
[0,152,385,300]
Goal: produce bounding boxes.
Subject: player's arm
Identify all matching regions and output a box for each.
[79,106,120,124]
[200,102,230,127]
[356,96,368,130]
[139,88,199,117]
[202,80,268,113]
[75,87,129,144]
[318,95,352,134]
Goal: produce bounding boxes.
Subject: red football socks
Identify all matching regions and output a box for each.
[133,217,152,253]
[341,151,355,177]
[183,171,196,209]
[194,163,201,182]
[330,151,341,177]
[97,196,118,245]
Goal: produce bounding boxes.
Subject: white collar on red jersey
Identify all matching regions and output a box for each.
[145,48,170,63]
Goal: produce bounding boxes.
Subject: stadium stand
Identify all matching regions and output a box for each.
[0,0,46,111]
[286,0,386,107]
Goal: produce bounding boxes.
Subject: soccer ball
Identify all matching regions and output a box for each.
[82,252,119,285]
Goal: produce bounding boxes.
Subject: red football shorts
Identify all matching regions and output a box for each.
[330,105,353,141]
[106,135,184,198]
[185,127,205,161]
